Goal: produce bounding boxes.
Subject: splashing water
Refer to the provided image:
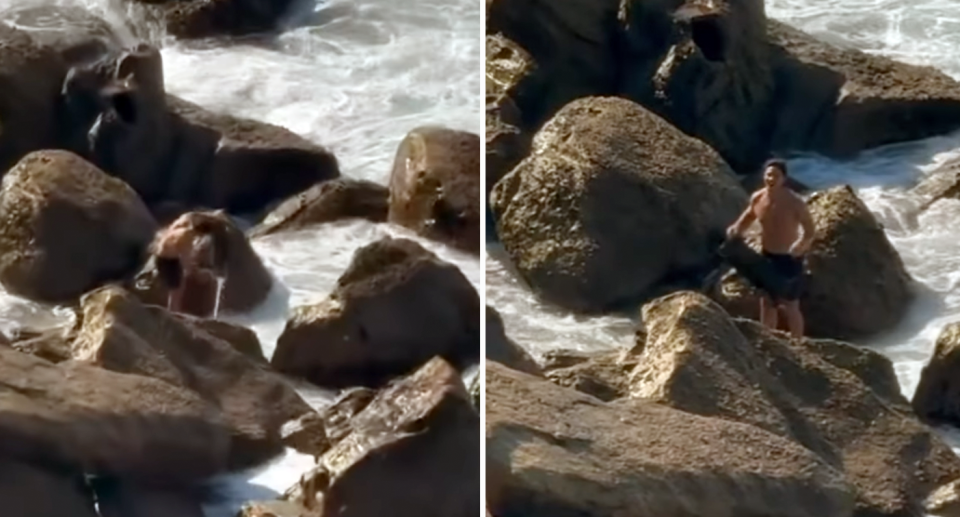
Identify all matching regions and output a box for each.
[0,0,481,514]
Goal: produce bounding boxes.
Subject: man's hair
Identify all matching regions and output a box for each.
[764,158,788,176]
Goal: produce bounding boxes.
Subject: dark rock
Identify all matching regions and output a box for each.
[486,359,855,517]
[388,126,481,254]
[0,346,231,483]
[289,358,480,517]
[249,178,388,238]
[0,461,98,517]
[491,96,747,312]
[73,286,311,468]
[125,0,299,39]
[633,291,960,516]
[272,237,480,388]
[94,481,205,517]
[913,323,960,427]
[0,150,157,303]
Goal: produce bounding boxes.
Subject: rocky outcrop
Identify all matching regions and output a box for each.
[286,358,480,517]
[388,126,481,254]
[73,286,311,468]
[124,0,299,39]
[0,346,231,482]
[491,96,747,312]
[487,360,856,517]
[632,291,960,516]
[281,388,376,458]
[486,0,960,176]
[249,179,389,238]
[0,461,98,517]
[485,305,541,376]
[0,9,339,215]
[713,186,913,339]
[133,210,273,316]
[272,237,481,388]
[767,21,960,158]
[0,150,157,303]
[912,323,960,427]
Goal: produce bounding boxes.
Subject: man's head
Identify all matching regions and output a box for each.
[762,159,788,189]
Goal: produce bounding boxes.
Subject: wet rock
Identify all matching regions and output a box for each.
[248,178,389,238]
[291,358,480,517]
[543,349,638,401]
[485,35,535,192]
[912,323,960,427]
[632,291,960,516]
[94,481,205,517]
[0,150,157,303]
[272,237,481,388]
[166,96,340,214]
[320,387,377,443]
[388,126,481,254]
[713,186,913,339]
[0,461,98,517]
[281,387,379,458]
[73,286,311,468]
[927,479,960,517]
[125,0,299,39]
[486,0,619,129]
[768,20,960,158]
[491,96,747,312]
[0,346,231,482]
[909,156,960,211]
[132,210,273,317]
[281,412,330,459]
[486,360,856,517]
[175,314,266,363]
[485,305,541,376]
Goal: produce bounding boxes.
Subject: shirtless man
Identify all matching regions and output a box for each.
[148,213,221,316]
[727,159,816,338]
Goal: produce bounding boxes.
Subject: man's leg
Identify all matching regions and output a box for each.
[760,295,778,329]
[780,299,804,338]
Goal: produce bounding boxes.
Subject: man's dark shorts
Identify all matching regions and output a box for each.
[761,251,804,302]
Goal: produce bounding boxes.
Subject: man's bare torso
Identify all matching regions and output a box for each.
[752,188,804,254]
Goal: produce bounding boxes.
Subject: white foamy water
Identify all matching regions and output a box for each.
[0,0,481,514]
[486,0,960,456]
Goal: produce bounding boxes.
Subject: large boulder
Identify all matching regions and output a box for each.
[132,210,273,316]
[72,286,312,468]
[912,323,960,427]
[485,305,541,376]
[124,0,299,39]
[485,1,960,175]
[491,96,747,312]
[713,185,913,339]
[94,481,205,517]
[165,95,340,214]
[0,461,98,517]
[388,126,481,254]
[248,178,389,238]
[486,360,855,517]
[0,346,231,483]
[0,150,157,303]
[631,291,960,516]
[272,237,481,388]
[285,358,479,517]
[767,20,960,158]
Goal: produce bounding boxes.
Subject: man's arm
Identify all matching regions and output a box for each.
[727,193,758,238]
[791,195,816,255]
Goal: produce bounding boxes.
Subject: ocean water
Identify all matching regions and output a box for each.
[0,0,482,514]
[485,0,960,453]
